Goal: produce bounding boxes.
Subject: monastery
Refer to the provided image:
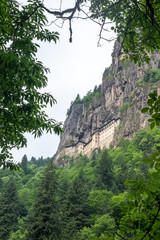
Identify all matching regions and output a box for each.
[58,118,120,159]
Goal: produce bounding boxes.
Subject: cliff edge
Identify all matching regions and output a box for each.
[55,41,160,166]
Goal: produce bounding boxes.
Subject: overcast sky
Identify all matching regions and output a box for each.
[12,0,116,162]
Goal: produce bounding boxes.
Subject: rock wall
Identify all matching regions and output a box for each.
[55,41,160,166]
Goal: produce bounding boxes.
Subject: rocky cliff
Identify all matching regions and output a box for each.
[55,41,160,165]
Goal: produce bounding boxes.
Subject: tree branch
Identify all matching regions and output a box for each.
[116,232,127,240]
[141,203,160,240]
[36,0,81,18]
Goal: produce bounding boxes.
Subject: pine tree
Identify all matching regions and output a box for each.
[0,176,19,240]
[62,169,90,239]
[21,155,28,175]
[95,149,113,190]
[25,162,60,240]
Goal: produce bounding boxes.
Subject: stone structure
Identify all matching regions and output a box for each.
[58,118,120,159]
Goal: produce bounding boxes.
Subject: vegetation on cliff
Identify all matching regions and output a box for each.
[67,85,101,116]
[144,69,160,83]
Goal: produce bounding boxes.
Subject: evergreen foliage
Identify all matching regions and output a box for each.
[21,155,28,175]
[95,149,113,190]
[0,176,19,240]
[67,85,101,116]
[0,127,160,239]
[25,162,60,240]
[1,0,160,238]
[61,169,90,239]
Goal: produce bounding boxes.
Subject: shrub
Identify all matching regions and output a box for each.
[144,69,160,83]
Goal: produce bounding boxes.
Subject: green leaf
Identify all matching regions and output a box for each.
[150,122,155,129]
[148,118,154,122]
[150,161,154,168]
[149,108,153,115]
[143,158,151,163]
[141,107,149,113]
[147,99,154,106]
[149,91,157,100]
[155,163,160,170]
[152,152,157,160]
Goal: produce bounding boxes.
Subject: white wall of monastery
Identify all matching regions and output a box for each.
[56,119,120,161]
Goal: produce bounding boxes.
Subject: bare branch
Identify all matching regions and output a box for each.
[36,0,81,18]
[80,9,113,30]
[69,19,72,43]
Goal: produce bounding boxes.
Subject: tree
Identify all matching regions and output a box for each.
[25,162,61,240]
[62,169,90,239]
[118,171,160,239]
[0,0,63,170]
[88,190,113,223]
[21,155,28,174]
[0,176,19,240]
[8,218,27,240]
[95,149,113,190]
[79,214,115,240]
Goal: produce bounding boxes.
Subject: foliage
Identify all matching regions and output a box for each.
[0,176,19,240]
[67,85,101,116]
[89,0,160,65]
[88,190,113,223]
[9,229,27,240]
[118,170,160,239]
[0,0,63,170]
[8,218,27,240]
[0,126,160,239]
[95,149,113,190]
[80,214,115,240]
[119,102,131,114]
[82,85,101,106]
[141,90,160,131]
[21,155,29,175]
[144,69,160,83]
[25,162,61,240]
[61,169,91,239]
[74,94,82,104]
[1,0,160,238]
[32,0,160,64]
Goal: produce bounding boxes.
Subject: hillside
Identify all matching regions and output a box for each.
[55,41,160,165]
[1,126,160,239]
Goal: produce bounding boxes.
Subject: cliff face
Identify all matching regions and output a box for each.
[55,41,160,165]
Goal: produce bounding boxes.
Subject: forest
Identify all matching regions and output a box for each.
[1,0,160,239]
[1,126,160,240]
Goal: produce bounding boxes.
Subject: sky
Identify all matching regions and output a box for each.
[12,0,116,162]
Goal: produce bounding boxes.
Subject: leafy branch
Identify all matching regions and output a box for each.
[141,202,160,240]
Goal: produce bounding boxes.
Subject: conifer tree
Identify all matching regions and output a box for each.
[62,169,90,239]
[25,162,60,240]
[21,155,28,175]
[0,176,19,240]
[95,149,113,190]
